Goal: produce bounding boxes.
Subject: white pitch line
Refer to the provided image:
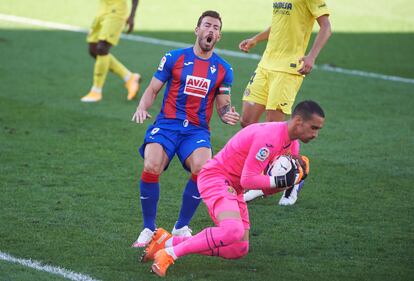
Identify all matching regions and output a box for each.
[0,251,101,281]
[316,64,414,84]
[0,13,413,84]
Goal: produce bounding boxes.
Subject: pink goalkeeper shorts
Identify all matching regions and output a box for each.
[198,166,250,230]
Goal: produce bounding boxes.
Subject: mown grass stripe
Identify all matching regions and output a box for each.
[1,13,413,84]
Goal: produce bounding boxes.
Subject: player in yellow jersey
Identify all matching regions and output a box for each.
[240,0,331,205]
[81,0,141,102]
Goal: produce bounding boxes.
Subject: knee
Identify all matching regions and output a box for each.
[221,222,245,243]
[240,118,254,128]
[188,151,211,175]
[143,161,164,175]
[189,161,205,175]
[96,41,111,56]
[232,241,249,259]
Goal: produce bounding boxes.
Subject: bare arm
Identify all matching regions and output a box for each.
[126,0,139,33]
[131,77,164,123]
[215,94,240,125]
[239,27,271,53]
[298,15,332,75]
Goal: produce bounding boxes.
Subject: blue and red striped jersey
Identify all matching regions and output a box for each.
[153,47,233,130]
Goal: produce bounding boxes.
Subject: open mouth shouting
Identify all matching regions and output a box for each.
[198,33,216,52]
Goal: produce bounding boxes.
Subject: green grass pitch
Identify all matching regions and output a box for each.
[0,0,413,280]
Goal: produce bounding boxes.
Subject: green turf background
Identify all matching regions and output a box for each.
[0,1,413,280]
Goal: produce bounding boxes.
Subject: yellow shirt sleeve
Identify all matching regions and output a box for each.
[306,0,330,18]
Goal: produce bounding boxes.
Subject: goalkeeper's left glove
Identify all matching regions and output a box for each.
[292,155,309,181]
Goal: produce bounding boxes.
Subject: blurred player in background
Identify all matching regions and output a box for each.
[130,11,240,248]
[81,0,141,102]
[141,100,324,277]
[239,0,331,204]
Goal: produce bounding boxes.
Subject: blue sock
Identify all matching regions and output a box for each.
[140,171,160,231]
[175,175,201,229]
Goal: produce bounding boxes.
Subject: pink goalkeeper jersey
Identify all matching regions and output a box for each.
[203,122,299,194]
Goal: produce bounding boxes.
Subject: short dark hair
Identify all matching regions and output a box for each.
[197,10,222,30]
[292,100,325,120]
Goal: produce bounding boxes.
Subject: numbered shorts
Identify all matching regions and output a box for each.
[139,119,211,171]
[87,10,126,46]
[198,166,250,230]
[242,66,304,114]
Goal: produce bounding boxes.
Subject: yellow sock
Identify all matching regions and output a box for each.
[93,55,110,89]
[109,54,130,81]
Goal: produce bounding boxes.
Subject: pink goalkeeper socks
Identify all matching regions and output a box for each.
[173,218,244,258]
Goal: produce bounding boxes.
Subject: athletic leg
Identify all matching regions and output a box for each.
[132,143,170,247]
[174,147,211,234]
[81,40,112,102]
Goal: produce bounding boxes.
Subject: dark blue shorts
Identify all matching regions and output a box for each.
[139,119,211,171]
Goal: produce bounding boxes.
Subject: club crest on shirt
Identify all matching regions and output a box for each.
[210,65,216,74]
[184,75,211,98]
[256,147,270,162]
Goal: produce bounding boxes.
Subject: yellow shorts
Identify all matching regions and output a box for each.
[242,66,304,114]
[87,12,126,46]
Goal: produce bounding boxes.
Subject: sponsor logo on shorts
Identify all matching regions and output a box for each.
[290,63,297,68]
[196,139,206,143]
[183,119,189,127]
[184,75,211,98]
[227,186,236,195]
[151,128,160,135]
[256,147,270,161]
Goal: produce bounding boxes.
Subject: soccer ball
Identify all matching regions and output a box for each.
[266,155,295,177]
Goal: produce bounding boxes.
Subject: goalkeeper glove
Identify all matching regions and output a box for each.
[272,158,298,188]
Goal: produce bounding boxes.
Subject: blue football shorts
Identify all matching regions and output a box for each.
[139,119,211,171]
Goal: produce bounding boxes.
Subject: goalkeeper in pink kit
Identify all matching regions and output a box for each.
[142,100,325,277]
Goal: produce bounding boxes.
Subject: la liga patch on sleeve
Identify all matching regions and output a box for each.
[256,147,270,162]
